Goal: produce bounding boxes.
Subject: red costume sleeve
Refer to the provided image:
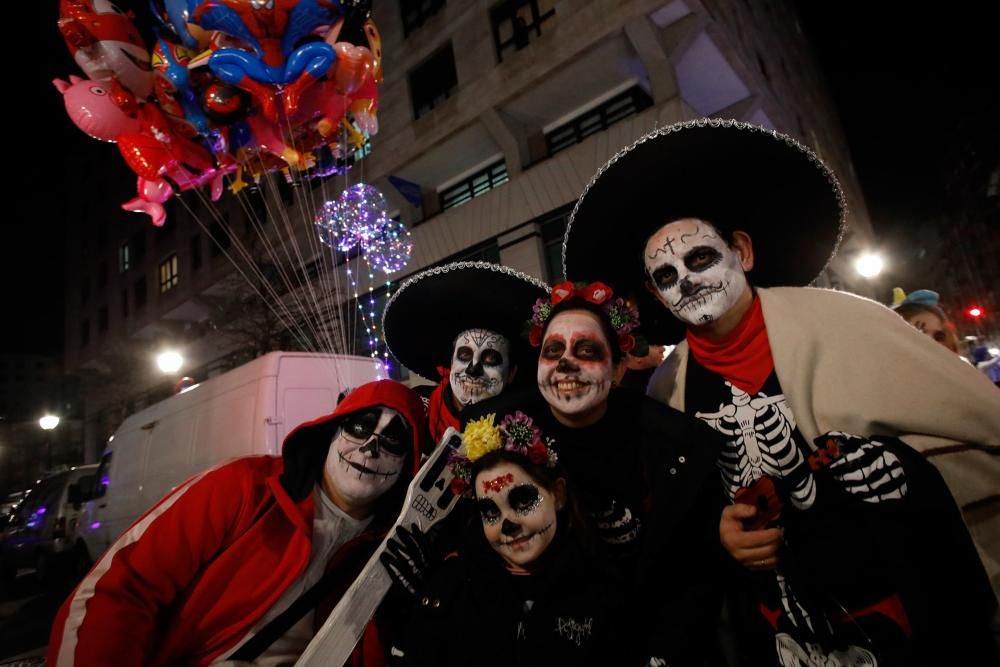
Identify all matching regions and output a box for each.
[47,459,259,667]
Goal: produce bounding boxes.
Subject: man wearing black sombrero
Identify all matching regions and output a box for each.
[382,261,550,445]
[564,119,1000,665]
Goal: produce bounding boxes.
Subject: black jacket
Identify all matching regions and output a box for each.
[397,537,626,667]
[461,387,730,665]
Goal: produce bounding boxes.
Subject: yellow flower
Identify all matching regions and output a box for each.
[462,414,502,462]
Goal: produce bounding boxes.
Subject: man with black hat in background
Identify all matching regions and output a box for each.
[382,261,549,445]
[563,119,1000,665]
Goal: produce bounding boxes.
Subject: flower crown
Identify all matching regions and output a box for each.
[449,412,558,496]
[528,281,646,355]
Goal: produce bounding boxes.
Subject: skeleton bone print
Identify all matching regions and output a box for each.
[593,499,641,545]
[775,633,877,667]
[696,382,817,510]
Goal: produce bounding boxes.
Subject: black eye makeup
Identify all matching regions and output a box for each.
[477,498,502,525]
[343,411,379,439]
[377,415,411,457]
[455,346,474,362]
[541,338,566,360]
[507,484,542,516]
[341,411,409,457]
[573,339,607,362]
[684,246,723,273]
[481,349,504,366]
[651,264,678,289]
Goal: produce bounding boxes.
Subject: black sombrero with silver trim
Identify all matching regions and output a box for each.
[382,261,550,382]
[562,118,847,343]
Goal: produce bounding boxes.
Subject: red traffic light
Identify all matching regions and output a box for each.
[968,307,983,318]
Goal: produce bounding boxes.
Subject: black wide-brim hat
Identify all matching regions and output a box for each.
[562,118,846,343]
[382,261,550,382]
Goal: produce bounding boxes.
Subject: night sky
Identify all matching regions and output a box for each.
[6,2,997,360]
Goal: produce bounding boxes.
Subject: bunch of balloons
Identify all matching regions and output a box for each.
[315,183,413,275]
[53,0,384,227]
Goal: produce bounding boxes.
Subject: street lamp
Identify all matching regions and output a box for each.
[157,350,184,374]
[854,252,885,279]
[39,414,59,471]
[39,415,60,431]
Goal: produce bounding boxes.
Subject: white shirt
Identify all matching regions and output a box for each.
[213,486,373,666]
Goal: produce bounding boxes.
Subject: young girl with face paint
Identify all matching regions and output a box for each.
[453,283,734,665]
[395,420,627,667]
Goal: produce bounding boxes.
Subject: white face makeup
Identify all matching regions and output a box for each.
[644,219,749,326]
[475,462,561,568]
[449,329,511,406]
[537,310,614,419]
[323,407,409,510]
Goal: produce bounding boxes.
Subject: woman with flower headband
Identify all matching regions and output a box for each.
[394,411,626,666]
[460,280,732,666]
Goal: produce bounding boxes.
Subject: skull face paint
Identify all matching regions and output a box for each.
[474,462,561,568]
[450,329,511,406]
[323,407,409,510]
[644,219,749,326]
[537,310,613,420]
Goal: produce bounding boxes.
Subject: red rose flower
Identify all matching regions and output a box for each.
[551,281,575,305]
[582,281,613,305]
[450,478,468,495]
[618,333,636,353]
[527,443,549,465]
[528,325,543,347]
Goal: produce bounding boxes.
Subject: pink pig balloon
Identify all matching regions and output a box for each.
[53,75,141,141]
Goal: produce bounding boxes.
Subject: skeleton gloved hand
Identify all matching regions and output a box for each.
[380,523,434,597]
[814,432,908,503]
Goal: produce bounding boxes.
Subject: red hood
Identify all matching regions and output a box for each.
[278,380,428,501]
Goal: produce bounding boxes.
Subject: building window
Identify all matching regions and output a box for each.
[439,160,509,211]
[98,306,108,333]
[400,0,445,36]
[134,276,147,309]
[489,0,555,63]
[121,288,129,318]
[191,234,203,271]
[119,242,130,272]
[545,85,653,157]
[159,255,179,293]
[409,42,458,119]
[80,320,90,347]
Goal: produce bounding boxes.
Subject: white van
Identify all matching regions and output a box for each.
[76,352,381,568]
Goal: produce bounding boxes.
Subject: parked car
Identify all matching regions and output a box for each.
[0,465,98,588]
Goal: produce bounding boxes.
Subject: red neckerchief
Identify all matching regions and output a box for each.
[686,295,774,396]
[426,369,461,446]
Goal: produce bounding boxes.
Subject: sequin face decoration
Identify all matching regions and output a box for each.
[644,219,749,326]
[482,473,515,494]
[537,310,613,420]
[474,462,560,568]
[450,329,511,406]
